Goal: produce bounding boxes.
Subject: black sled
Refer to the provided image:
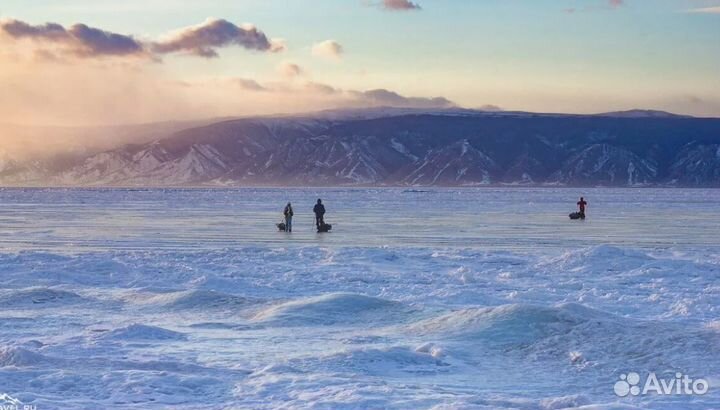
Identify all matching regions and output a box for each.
[277,222,287,231]
[317,223,332,233]
[569,212,585,220]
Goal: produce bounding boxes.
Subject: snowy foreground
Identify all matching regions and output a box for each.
[0,188,718,410]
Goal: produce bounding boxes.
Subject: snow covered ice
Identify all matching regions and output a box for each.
[0,187,719,409]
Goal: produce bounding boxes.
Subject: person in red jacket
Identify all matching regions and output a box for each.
[577,197,588,217]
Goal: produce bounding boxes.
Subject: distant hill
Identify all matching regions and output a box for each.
[3,108,720,187]
[594,109,693,119]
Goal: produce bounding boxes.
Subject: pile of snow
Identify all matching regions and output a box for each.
[98,324,186,341]
[253,293,406,326]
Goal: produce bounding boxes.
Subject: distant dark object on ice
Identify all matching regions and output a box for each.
[277,222,331,232]
[569,212,586,220]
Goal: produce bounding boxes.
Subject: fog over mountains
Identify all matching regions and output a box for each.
[2,108,720,187]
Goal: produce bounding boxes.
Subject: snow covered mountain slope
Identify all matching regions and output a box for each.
[4,111,720,186]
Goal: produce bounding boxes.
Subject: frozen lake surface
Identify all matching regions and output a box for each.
[0,188,718,409]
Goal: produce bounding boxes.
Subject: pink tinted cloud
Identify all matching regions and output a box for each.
[564,0,626,13]
[152,18,284,58]
[1,17,284,61]
[379,0,422,11]
[0,19,146,58]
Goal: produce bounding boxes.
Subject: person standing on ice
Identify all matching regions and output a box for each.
[283,202,294,232]
[577,197,588,217]
[313,199,326,229]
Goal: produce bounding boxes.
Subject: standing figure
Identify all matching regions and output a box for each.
[577,197,588,218]
[283,202,294,232]
[313,199,326,229]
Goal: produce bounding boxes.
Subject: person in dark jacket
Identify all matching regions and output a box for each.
[313,199,326,229]
[577,197,588,218]
[283,202,294,232]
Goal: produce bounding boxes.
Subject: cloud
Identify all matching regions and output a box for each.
[216,78,454,110]
[1,18,284,62]
[564,0,625,13]
[152,18,284,58]
[234,78,268,91]
[477,104,503,112]
[0,19,146,58]
[687,6,720,13]
[277,61,303,78]
[292,81,454,109]
[305,81,340,95]
[378,0,422,11]
[352,88,454,108]
[1,20,67,40]
[312,40,344,60]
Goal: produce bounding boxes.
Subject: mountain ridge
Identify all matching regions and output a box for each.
[2,108,720,187]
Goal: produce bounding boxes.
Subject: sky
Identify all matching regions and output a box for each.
[1,0,719,128]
